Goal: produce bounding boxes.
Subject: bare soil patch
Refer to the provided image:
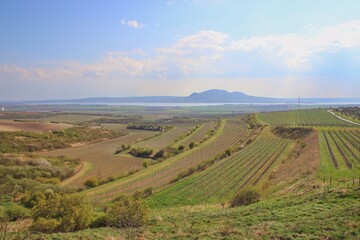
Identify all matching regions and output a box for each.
[0,120,72,132]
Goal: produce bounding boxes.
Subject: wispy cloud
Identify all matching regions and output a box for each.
[229,20,360,69]
[121,18,144,28]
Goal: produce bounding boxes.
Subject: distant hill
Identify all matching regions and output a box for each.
[3,89,360,104]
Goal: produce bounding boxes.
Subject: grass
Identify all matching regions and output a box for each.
[36,189,360,239]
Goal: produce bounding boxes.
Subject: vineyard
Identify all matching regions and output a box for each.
[257,109,354,127]
[318,128,360,180]
[134,126,193,150]
[174,122,216,147]
[39,131,158,186]
[148,128,291,206]
[84,119,250,202]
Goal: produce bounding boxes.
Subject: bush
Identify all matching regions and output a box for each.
[107,196,149,229]
[90,212,109,228]
[84,177,99,188]
[153,149,165,159]
[230,188,260,207]
[189,142,195,149]
[31,217,61,233]
[129,147,153,158]
[2,204,30,221]
[32,193,93,233]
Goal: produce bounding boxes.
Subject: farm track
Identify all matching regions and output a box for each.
[86,119,250,202]
[38,132,158,186]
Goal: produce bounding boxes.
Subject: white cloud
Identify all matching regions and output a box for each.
[121,18,144,28]
[229,20,360,69]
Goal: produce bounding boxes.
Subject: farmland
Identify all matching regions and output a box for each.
[148,127,292,207]
[257,109,354,126]
[0,120,71,132]
[1,107,359,239]
[318,128,360,180]
[134,126,193,150]
[174,122,216,147]
[84,118,251,202]
[38,131,158,186]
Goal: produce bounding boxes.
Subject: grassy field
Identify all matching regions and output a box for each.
[0,120,72,132]
[257,109,355,127]
[38,131,158,186]
[148,127,292,207]
[84,119,250,203]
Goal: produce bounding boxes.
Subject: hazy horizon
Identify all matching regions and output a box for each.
[1,0,360,101]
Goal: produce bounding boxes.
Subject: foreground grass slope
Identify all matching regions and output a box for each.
[38,189,360,240]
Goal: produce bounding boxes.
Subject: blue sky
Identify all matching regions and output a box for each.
[1,0,360,100]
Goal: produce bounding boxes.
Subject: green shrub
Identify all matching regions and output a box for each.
[84,177,99,188]
[32,193,93,232]
[90,212,109,228]
[230,188,260,207]
[4,204,31,221]
[107,196,149,228]
[31,217,61,233]
[129,147,153,158]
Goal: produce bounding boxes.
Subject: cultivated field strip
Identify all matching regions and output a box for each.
[0,120,72,132]
[135,126,193,149]
[319,129,360,179]
[176,122,215,147]
[38,132,158,186]
[157,136,289,203]
[86,119,250,202]
[257,109,354,127]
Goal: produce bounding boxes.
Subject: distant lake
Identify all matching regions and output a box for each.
[30,102,360,107]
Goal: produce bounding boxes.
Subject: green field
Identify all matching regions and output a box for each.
[257,109,355,127]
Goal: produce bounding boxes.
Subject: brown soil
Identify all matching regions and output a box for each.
[0,120,71,132]
[266,130,321,196]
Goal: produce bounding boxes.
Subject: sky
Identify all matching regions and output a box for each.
[1,0,360,100]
